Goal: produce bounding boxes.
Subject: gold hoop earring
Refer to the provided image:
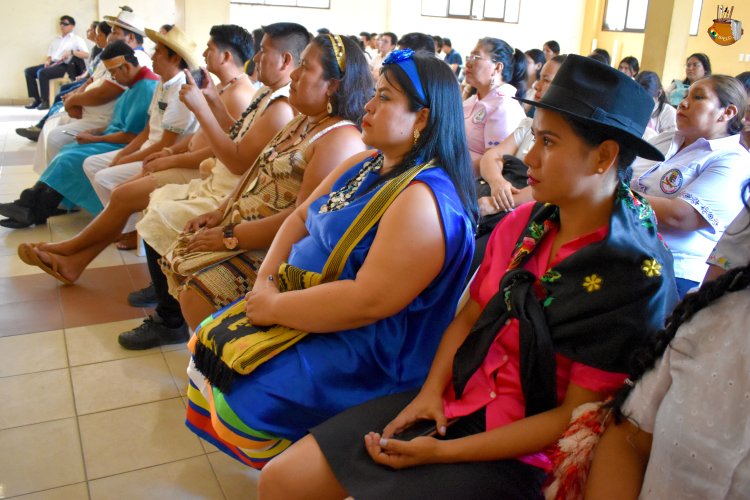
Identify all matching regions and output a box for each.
[326,99,333,115]
[413,129,420,145]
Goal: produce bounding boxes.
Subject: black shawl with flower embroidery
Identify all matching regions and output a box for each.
[452,184,679,417]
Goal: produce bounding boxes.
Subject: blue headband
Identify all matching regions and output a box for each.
[382,49,427,103]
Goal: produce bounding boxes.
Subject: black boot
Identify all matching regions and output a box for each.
[30,185,65,224]
[0,182,64,227]
[17,182,46,208]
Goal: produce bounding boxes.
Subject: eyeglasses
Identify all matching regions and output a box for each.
[59,22,72,26]
[107,65,125,77]
[686,62,703,69]
[466,54,492,63]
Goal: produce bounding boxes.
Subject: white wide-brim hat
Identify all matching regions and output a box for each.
[104,9,146,37]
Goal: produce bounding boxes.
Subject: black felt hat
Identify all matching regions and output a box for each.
[516,54,665,161]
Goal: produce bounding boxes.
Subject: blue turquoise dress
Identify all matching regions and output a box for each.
[186,157,475,465]
[40,68,159,215]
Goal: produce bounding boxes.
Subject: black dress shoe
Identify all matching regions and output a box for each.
[15,126,41,142]
[37,101,50,110]
[25,101,41,109]
[0,202,35,226]
[0,218,32,229]
[128,283,158,308]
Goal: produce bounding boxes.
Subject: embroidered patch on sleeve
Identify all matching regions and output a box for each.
[679,191,720,228]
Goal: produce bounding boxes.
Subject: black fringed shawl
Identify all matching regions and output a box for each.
[453,184,678,416]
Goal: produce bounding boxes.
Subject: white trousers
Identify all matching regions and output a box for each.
[33,114,109,175]
[82,150,143,233]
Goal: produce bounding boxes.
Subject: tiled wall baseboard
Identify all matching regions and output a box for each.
[0,98,34,106]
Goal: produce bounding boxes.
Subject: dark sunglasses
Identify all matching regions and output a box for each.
[60,22,72,26]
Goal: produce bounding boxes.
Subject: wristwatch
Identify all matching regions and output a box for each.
[222,223,239,250]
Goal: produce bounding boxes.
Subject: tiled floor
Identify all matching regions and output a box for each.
[0,107,260,499]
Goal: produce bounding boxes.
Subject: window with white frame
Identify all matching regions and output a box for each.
[602,0,649,32]
[421,0,520,23]
[232,0,330,7]
[689,0,703,35]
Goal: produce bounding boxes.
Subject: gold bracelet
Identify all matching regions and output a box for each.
[163,147,174,155]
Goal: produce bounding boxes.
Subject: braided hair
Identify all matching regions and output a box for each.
[613,262,750,422]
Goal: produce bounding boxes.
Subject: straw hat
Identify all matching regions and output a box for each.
[145,25,201,71]
[103,7,146,37]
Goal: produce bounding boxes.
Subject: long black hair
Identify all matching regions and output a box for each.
[619,56,639,75]
[477,37,527,98]
[312,34,373,128]
[683,52,712,84]
[612,181,750,422]
[97,20,112,38]
[636,71,667,119]
[525,48,545,80]
[381,53,477,221]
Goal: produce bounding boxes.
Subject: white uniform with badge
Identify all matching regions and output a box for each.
[632,133,750,282]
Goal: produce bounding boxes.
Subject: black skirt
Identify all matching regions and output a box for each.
[310,390,547,500]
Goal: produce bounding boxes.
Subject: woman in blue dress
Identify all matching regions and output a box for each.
[185,49,477,469]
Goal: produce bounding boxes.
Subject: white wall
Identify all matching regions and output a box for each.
[2,0,587,102]
[0,0,178,103]
[229,0,586,62]
[2,0,98,103]
[387,0,586,61]
[229,0,388,36]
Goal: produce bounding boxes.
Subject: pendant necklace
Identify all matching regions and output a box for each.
[264,114,333,163]
[218,72,246,95]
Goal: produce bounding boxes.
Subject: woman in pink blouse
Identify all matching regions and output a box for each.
[462,37,527,176]
[257,55,677,500]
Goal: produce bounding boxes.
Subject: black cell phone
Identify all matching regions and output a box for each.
[392,420,438,441]
[392,418,457,441]
[190,68,204,89]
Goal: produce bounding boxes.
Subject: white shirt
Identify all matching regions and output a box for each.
[371,51,389,76]
[81,59,122,122]
[47,32,88,62]
[623,288,750,499]
[143,71,198,149]
[649,102,677,135]
[134,48,153,70]
[631,130,676,180]
[632,134,750,282]
[512,117,534,161]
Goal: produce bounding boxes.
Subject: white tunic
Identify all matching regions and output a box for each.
[623,288,750,499]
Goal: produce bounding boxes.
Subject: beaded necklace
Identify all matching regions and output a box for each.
[217,72,247,95]
[263,115,333,163]
[320,153,384,213]
[228,89,271,140]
